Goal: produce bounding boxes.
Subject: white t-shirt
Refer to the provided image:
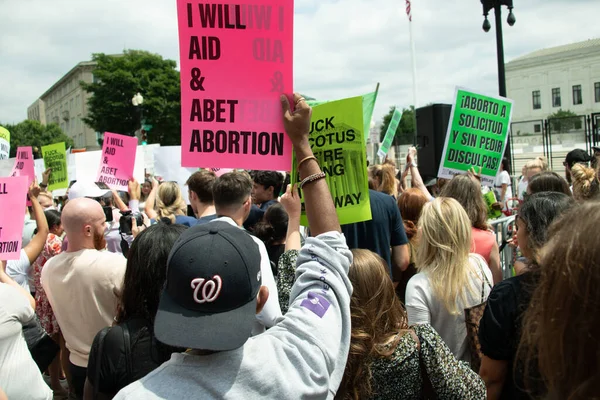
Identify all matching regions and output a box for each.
[41,249,126,367]
[5,249,32,292]
[0,284,53,400]
[405,254,493,362]
[517,177,528,201]
[494,170,513,204]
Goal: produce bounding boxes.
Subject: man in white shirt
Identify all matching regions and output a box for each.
[210,171,282,333]
[42,197,126,399]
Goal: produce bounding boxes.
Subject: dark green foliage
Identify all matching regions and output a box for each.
[81,50,181,146]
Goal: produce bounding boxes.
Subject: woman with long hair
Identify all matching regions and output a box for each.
[337,249,485,399]
[395,188,429,302]
[84,222,186,399]
[405,197,493,362]
[31,210,67,397]
[478,192,574,400]
[518,202,600,400]
[144,180,196,226]
[441,175,502,284]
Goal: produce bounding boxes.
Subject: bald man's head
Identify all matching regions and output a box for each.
[62,198,106,250]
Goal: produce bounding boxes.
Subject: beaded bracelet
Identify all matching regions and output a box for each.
[299,172,326,190]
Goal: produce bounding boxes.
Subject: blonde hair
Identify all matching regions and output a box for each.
[524,156,549,174]
[571,164,600,201]
[156,182,186,223]
[416,197,476,315]
[369,164,398,197]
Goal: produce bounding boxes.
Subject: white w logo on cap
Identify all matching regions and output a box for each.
[191,276,223,303]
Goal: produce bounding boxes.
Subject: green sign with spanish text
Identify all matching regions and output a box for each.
[438,87,514,186]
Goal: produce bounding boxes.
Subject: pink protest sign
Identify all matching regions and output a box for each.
[11,146,35,206]
[0,176,29,260]
[177,0,293,171]
[96,132,138,191]
[11,146,35,185]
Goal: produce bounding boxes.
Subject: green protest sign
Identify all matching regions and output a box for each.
[293,96,372,226]
[41,142,69,191]
[306,84,379,142]
[437,87,514,186]
[377,108,403,160]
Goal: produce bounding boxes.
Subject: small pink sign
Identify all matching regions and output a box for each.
[96,132,138,191]
[210,167,234,177]
[0,176,29,260]
[11,146,35,206]
[177,0,294,171]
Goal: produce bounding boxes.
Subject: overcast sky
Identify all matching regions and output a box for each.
[0,0,598,126]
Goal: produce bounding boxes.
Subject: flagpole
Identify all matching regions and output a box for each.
[406,0,418,145]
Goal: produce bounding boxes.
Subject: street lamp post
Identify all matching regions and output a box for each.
[481,0,515,167]
[132,92,144,143]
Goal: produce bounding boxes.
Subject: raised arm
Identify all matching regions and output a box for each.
[40,168,52,193]
[280,94,339,235]
[144,178,159,220]
[407,147,432,200]
[280,184,302,252]
[23,182,48,264]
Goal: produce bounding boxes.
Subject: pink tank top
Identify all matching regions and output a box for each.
[471,227,495,264]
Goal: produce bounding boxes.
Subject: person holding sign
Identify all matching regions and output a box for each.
[113,93,353,400]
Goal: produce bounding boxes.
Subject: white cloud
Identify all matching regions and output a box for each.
[0,0,598,126]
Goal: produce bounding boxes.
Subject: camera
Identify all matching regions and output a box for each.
[119,210,144,235]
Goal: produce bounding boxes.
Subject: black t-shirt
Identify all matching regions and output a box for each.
[479,272,545,399]
[341,190,408,275]
[87,318,179,397]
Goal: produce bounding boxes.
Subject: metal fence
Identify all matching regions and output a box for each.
[490,215,517,280]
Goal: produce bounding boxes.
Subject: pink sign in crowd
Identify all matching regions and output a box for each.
[1,1,599,400]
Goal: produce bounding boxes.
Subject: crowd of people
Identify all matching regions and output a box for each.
[1,94,599,399]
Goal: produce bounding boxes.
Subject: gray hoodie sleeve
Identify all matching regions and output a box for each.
[265,231,353,398]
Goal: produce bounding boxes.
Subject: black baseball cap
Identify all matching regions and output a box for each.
[154,221,262,351]
[564,149,592,168]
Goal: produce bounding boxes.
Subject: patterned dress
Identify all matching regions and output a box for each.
[32,233,63,335]
[370,324,486,399]
[276,250,299,315]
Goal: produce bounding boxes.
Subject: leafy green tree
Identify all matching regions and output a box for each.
[81,50,181,146]
[548,109,582,133]
[380,106,415,146]
[2,120,74,158]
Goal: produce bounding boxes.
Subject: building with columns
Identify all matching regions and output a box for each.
[506,38,600,126]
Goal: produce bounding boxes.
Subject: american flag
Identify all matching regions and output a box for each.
[406,0,412,21]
